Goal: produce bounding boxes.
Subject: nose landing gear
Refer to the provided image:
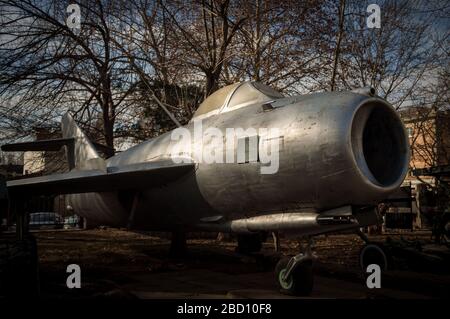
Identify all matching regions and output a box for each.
[275,237,315,296]
[356,230,390,272]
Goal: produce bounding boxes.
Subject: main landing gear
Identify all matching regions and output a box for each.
[275,237,315,296]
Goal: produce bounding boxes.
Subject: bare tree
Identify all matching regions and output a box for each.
[225,0,332,94]
[0,0,139,156]
[160,0,246,96]
[330,0,345,91]
[1,0,447,158]
[110,0,203,139]
[330,0,442,108]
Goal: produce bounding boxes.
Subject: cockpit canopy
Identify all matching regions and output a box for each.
[192,81,284,120]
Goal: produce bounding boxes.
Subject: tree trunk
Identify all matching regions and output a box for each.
[330,0,346,91]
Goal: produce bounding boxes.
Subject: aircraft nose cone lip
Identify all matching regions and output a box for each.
[350,99,410,192]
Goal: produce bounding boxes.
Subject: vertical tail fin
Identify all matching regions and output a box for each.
[61,113,105,171]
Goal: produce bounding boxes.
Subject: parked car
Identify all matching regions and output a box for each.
[64,215,80,229]
[29,212,64,229]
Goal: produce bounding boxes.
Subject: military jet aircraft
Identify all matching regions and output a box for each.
[2,81,410,295]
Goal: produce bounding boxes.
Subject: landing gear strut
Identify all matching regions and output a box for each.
[275,237,315,296]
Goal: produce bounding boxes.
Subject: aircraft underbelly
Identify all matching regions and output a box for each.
[67,192,128,227]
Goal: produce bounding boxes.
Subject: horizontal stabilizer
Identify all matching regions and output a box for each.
[7,160,194,196]
[1,134,112,170]
[1,138,74,152]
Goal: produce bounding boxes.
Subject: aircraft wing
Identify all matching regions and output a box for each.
[7,160,195,196]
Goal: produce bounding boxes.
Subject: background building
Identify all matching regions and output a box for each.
[401,107,450,188]
[399,107,450,229]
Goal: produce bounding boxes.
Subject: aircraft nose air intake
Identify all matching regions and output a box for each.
[350,100,409,190]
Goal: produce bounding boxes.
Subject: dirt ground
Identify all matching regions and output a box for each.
[33,229,450,299]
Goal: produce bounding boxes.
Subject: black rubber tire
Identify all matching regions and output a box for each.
[0,235,39,297]
[236,233,263,254]
[359,243,390,273]
[275,257,314,296]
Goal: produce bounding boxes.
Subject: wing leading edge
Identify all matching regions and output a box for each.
[7,160,195,196]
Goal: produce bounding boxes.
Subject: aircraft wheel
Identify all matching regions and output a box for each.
[275,257,313,296]
[359,243,390,272]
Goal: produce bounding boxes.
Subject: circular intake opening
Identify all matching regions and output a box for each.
[351,101,409,188]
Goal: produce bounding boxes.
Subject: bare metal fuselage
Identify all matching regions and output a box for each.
[68,91,409,233]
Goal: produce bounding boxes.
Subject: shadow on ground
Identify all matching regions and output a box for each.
[35,229,449,299]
